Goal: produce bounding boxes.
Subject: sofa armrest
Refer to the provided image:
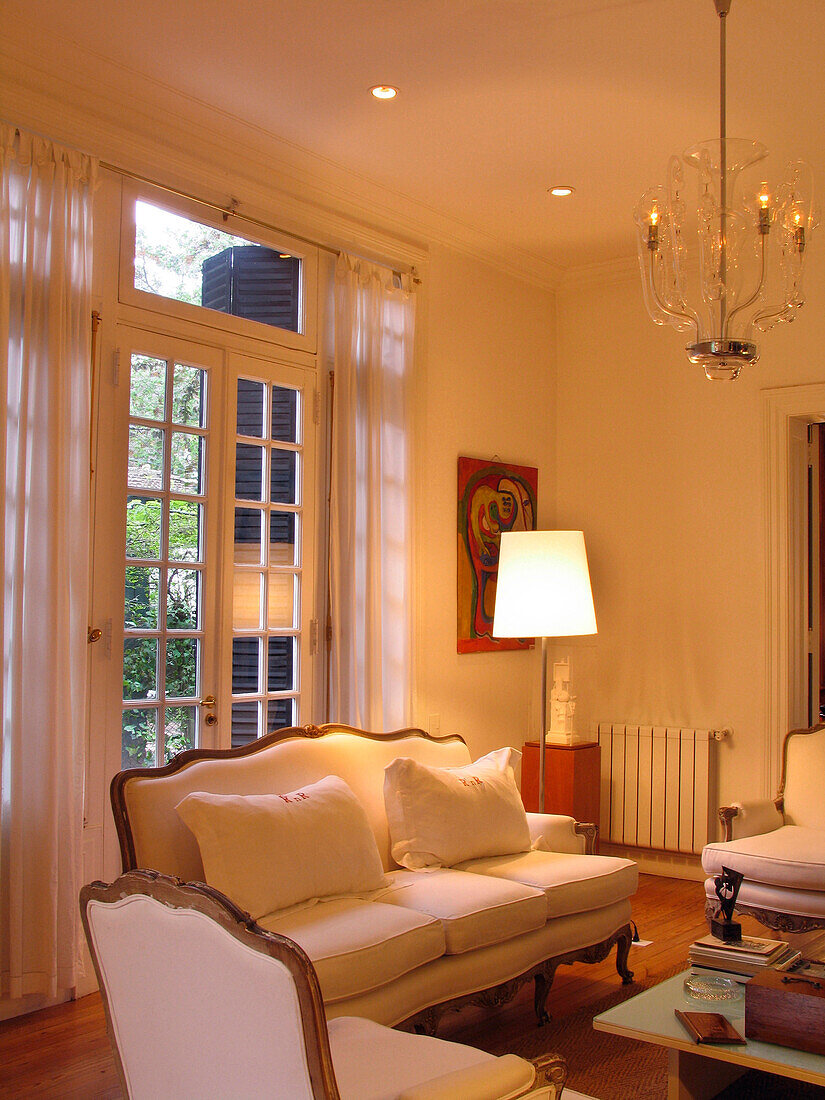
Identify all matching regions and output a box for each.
[526,812,588,855]
[718,799,784,842]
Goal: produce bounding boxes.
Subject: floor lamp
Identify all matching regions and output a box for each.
[492,530,597,813]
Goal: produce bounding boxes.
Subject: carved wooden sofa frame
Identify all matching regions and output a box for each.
[704,723,825,935]
[111,723,635,1033]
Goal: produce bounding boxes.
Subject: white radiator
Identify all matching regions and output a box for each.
[596,724,728,855]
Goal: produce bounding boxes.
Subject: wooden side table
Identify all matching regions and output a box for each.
[521,740,600,825]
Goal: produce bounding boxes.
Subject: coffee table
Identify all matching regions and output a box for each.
[593,969,825,1099]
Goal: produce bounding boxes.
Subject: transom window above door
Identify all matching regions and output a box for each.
[119,183,318,354]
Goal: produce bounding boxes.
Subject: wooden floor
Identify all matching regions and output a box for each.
[2,874,823,1098]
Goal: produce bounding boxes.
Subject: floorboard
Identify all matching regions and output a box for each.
[0,874,821,1098]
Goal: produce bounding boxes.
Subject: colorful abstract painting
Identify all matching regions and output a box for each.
[457,456,538,653]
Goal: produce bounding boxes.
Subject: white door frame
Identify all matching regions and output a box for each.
[763,383,825,793]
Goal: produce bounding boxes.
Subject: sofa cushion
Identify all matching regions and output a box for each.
[258,898,446,1004]
[383,748,531,870]
[702,825,825,891]
[175,776,387,919]
[379,869,547,954]
[455,850,638,919]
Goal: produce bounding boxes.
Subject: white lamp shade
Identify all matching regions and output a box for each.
[492,530,597,639]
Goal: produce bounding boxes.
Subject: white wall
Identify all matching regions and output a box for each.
[555,254,825,808]
[413,244,557,760]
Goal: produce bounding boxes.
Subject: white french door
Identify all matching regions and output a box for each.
[221,351,317,746]
[115,327,223,767]
[88,323,317,879]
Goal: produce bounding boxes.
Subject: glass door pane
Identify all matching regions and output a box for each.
[225,355,315,747]
[122,346,211,767]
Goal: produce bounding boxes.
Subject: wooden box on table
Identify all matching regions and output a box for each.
[745,967,825,1055]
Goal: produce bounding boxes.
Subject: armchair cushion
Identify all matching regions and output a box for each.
[455,850,639,919]
[380,868,547,953]
[258,897,446,1003]
[702,825,825,891]
[383,748,531,870]
[175,775,387,919]
[328,1016,537,1100]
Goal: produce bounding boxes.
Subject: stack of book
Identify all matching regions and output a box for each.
[688,934,801,977]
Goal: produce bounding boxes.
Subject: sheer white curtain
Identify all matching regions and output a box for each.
[329,254,416,730]
[0,125,96,1003]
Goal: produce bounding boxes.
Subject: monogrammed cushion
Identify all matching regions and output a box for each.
[175,776,387,919]
[383,748,532,870]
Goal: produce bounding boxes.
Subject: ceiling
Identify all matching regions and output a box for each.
[6,0,825,274]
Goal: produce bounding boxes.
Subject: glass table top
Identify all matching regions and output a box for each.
[593,969,825,1084]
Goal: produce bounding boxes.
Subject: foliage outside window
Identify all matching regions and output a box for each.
[122,355,204,768]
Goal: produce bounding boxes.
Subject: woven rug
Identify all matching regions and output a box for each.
[482,971,825,1100]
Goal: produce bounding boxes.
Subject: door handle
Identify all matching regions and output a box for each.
[199,695,216,707]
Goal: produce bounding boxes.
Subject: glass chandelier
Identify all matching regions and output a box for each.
[635,0,816,380]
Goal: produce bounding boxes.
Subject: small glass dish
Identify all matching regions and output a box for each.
[683,973,744,1005]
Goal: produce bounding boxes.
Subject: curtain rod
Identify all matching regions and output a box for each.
[101,158,343,259]
[99,158,420,282]
[8,123,420,281]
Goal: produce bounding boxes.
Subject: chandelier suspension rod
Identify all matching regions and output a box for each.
[718,0,729,335]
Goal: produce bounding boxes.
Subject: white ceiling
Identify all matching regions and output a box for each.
[8,0,825,273]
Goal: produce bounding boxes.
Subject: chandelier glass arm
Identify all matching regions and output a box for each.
[723,233,767,338]
[646,249,700,339]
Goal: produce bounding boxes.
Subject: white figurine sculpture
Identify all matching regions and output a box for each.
[547,659,577,744]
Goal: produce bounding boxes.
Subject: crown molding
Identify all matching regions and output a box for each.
[0,35,564,292]
[557,253,638,292]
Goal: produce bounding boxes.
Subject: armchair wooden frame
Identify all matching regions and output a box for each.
[81,871,569,1099]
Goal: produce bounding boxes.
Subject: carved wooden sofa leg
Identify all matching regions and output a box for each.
[533,969,553,1026]
[615,923,635,984]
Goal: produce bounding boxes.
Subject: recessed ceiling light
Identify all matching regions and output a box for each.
[370,85,398,100]
[548,186,575,197]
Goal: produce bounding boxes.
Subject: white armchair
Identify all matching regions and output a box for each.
[702,724,825,934]
[81,871,590,1100]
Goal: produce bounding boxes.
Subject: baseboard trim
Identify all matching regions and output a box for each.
[600,842,705,882]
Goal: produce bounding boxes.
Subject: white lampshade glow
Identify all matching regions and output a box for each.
[493,530,597,639]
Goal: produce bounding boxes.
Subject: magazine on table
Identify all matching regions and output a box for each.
[692,934,787,959]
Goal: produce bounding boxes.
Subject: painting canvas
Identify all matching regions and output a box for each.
[457,456,538,653]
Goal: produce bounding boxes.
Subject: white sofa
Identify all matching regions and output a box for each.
[702,723,825,934]
[111,723,638,1032]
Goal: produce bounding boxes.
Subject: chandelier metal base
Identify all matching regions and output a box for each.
[686,339,759,381]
